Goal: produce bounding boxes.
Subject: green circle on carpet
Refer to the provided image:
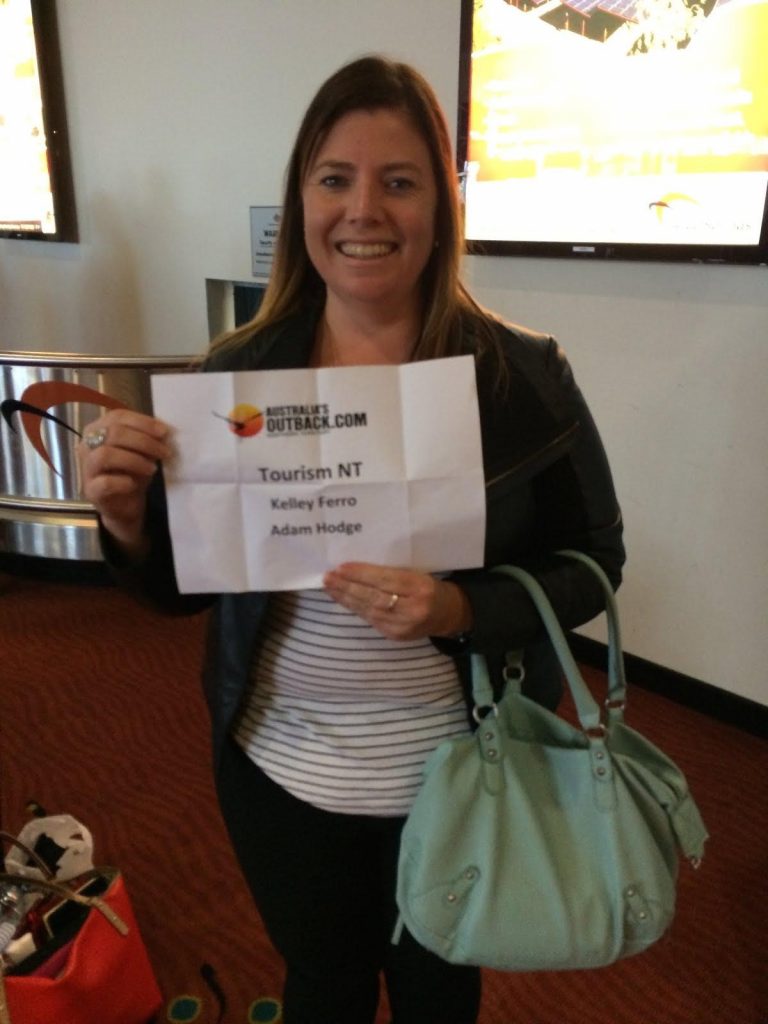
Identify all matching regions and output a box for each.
[167,995,202,1022]
[248,997,282,1022]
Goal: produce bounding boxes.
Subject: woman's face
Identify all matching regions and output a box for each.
[302,107,438,321]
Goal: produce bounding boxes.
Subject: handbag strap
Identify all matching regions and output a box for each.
[0,833,54,881]
[490,564,602,731]
[555,549,628,711]
[488,552,627,732]
[0,868,128,937]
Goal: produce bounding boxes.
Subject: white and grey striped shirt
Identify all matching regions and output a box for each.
[234,589,470,815]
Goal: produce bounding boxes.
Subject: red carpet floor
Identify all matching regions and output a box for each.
[1,571,766,1023]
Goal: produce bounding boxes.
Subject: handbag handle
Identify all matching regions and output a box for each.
[487,551,626,733]
[0,834,54,881]
[0,868,128,937]
[556,549,627,711]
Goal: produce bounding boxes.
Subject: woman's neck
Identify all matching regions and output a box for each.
[312,300,421,368]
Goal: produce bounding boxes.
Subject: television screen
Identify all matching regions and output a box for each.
[458,0,768,263]
[0,0,77,242]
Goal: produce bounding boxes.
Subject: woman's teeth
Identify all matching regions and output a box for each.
[338,242,396,258]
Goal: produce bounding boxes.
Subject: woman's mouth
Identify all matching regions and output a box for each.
[336,242,397,259]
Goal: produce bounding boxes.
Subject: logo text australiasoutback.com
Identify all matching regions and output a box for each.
[264,403,367,435]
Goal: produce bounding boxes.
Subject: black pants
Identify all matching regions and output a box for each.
[215,739,481,1023]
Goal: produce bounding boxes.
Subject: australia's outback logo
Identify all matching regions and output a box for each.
[213,401,367,438]
[1,381,127,475]
[213,403,265,437]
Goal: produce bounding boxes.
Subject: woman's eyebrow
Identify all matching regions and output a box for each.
[381,161,423,174]
[312,160,355,173]
[311,159,424,174]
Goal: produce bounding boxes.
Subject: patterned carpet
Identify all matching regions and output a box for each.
[1,569,766,1024]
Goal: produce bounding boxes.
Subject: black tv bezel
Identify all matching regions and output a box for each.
[0,0,78,243]
[456,0,768,266]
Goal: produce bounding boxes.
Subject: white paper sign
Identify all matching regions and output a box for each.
[150,356,486,593]
[249,206,281,281]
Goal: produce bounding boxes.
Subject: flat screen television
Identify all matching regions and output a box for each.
[457,0,768,264]
[0,0,77,242]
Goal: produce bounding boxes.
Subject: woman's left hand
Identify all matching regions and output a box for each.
[323,563,472,642]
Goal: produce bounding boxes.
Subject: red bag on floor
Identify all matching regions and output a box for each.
[0,868,162,1024]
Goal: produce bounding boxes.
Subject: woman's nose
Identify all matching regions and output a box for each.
[347,179,381,222]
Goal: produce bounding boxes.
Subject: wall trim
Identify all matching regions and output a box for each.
[570,634,767,739]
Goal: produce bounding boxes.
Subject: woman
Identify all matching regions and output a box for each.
[79,56,624,1024]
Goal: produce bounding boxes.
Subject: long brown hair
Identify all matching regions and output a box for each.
[210,55,503,369]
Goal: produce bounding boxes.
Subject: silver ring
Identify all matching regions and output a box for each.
[386,592,400,612]
[84,428,108,451]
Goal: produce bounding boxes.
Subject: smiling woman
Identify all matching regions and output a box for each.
[301,108,438,351]
[80,55,625,1024]
[206,54,501,373]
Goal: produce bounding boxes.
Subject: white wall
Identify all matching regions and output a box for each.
[1,0,766,704]
[465,257,768,705]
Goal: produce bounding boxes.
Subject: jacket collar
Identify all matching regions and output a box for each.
[209,305,322,373]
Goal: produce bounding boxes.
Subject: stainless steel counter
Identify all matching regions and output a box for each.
[0,352,194,560]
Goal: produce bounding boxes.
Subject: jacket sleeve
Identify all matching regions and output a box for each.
[100,346,244,614]
[99,322,305,615]
[440,338,625,656]
[100,468,215,617]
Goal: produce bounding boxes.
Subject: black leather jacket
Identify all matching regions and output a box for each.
[108,308,624,767]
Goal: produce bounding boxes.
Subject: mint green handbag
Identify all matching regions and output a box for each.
[394,551,708,970]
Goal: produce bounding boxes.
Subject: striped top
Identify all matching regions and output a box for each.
[233,589,470,816]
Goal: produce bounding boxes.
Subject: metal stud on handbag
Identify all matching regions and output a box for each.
[394,551,708,971]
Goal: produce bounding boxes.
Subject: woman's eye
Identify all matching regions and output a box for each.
[387,177,415,192]
[320,175,347,189]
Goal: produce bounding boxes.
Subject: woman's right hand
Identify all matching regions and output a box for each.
[78,409,172,557]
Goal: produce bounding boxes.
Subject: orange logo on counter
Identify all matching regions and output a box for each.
[1,381,127,475]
